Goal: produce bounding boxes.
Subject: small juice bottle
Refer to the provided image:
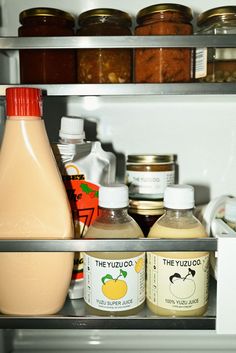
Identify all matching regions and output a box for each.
[83,184,145,316]
[147,184,209,316]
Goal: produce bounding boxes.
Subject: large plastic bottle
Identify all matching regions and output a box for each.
[83,184,145,316]
[147,184,209,317]
[0,87,74,315]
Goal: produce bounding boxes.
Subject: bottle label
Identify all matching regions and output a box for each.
[84,253,145,311]
[127,171,174,198]
[147,253,209,311]
[195,48,207,79]
[63,163,99,281]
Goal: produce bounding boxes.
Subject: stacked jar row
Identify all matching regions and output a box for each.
[18,5,236,84]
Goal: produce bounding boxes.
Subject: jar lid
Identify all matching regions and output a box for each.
[197,6,236,27]
[127,154,174,164]
[129,199,164,216]
[136,3,193,24]
[19,7,75,24]
[78,8,132,27]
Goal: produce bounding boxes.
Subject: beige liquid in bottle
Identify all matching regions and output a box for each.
[0,88,74,315]
[83,184,145,316]
[147,185,209,317]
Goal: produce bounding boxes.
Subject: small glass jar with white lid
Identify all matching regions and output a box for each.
[196,6,236,82]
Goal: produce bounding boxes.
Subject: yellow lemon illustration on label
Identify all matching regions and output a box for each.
[135,258,144,273]
[102,269,128,300]
[169,268,196,299]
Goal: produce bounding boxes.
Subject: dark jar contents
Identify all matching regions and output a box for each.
[18,7,76,84]
[196,6,236,82]
[128,199,164,236]
[126,154,175,200]
[77,8,132,83]
[134,3,193,83]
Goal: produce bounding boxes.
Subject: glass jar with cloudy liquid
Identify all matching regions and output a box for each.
[196,6,236,82]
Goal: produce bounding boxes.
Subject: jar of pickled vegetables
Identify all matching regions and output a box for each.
[196,6,236,82]
[18,7,76,84]
[77,8,132,83]
[134,3,193,83]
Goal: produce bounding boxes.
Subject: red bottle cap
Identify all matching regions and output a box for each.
[5,87,42,118]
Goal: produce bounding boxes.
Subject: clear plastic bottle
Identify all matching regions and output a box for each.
[0,87,74,315]
[147,184,209,317]
[83,184,145,316]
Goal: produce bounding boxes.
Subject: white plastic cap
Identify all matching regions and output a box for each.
[59,116,85,140]
[164,184,195,210]
[224,197,236,222]
[99,184,129,209]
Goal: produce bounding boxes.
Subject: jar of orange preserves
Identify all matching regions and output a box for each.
[135,3,193,83]
[77,8,132,83]
[19,7,76,84]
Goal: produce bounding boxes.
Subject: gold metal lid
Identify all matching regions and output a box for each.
[136,3,193,24]
[19,7,75,24]
[78,8,132,27]
[129,199,164,215]
[127,154,175,164]
[197,6,236,27]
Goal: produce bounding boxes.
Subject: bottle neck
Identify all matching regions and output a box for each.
[164,208,194,218]
[98,206,129,223]
[59,137,85,144]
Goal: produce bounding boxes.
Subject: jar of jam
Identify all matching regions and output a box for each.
[128,199,164,236]
[134,3,193,83]
[77,8,132,83]
[18,7,76,84]
[196,6,236,82]
[126,154,175,200]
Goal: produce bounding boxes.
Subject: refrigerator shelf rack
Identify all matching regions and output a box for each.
[0,238,217,330]
[0,34,235,96]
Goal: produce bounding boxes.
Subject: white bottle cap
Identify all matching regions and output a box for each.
[59,116,85,140]
[164,184,195,210]
[99,184,129,209]
[224,197,236,222]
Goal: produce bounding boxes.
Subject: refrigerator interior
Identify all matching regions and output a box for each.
[0,0,236,352]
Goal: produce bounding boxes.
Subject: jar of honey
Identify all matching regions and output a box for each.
[196,6,236,82]
[126,154,175,200]
[77,8,132,83]
[18,7,76,84]
[134,3,193,83]
[128,199,164,236]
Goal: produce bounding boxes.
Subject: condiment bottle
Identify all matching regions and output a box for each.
[224,197,236,231]
[77,8,132,83]
[83,184,145,316]
[0,87,74,315]
[53,116,116,300]
[147,185,209,317]
[18,7,76,84]
[135,3,193,83]
[196,6,236,82]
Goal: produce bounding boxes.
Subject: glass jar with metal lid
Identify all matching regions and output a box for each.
[134,3,193,83]
[76,8,132,83]
[128,199,164,236]
[126,155,175,200]
[18,7,76,84]
[196,6,236,82]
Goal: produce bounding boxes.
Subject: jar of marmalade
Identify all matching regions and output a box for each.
[77,8,132,83]
[196,6,236,82]
[135,3,193,83]
[18,7,76,84]
[128,199,164,236]
[126,154,175,200]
